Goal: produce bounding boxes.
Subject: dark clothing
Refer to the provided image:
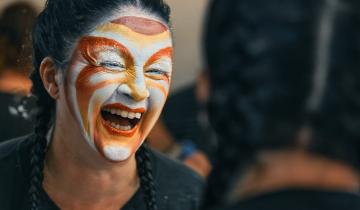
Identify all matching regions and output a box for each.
[0,135,204,210]
[162,85,200,143]
[222,188,360,210]
[162,85,217,158]
[0,93,33,141]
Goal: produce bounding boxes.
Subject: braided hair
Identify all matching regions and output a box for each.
[202,0,360,208]
[28,0,170,209]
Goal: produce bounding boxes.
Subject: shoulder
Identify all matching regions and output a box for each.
[0,134,32,208]
[0,135,30,161]
[150,147,204,191]
[0,137,22,181]
[148,148,205,209]
[222,189,360,210]
[0,133,32,177]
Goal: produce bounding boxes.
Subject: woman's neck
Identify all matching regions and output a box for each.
[230,149,360,201]
[43,123,139,210]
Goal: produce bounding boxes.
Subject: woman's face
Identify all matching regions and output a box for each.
[64,14,173,161]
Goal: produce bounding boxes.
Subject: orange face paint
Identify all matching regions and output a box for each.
[111,16,167,35]
[64,15,173,161]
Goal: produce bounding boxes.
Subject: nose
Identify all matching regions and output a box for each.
[117,77,149,102]
[130,79,149,101]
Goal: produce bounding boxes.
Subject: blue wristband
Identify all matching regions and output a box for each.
[178,140,197,160]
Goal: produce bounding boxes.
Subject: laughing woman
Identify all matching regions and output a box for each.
[0,0,203,209]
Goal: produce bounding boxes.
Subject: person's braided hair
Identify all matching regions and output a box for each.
[28,0,170,209]
[202,0,360,209]
[28,8,56,209]
[136,146,158,210]
[28,71,53,210]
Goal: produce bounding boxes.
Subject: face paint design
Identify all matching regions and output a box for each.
[65,16,173,161]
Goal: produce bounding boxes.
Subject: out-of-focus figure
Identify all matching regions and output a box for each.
[147,70,214,178]
[201,0,360,209]
[0,2,37,141]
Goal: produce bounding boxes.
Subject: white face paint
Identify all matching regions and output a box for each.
[65,14,173,161]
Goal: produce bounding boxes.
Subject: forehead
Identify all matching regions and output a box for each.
[88,15,172,55]
[111,16,168,35]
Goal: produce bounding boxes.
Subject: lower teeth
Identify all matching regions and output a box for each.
[108,121,132,131]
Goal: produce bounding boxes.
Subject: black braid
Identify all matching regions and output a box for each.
[136,145,158,210]
[28,70,53,209]
[28,33,55,209]
[28,107,52,210]
[202,1,317,208]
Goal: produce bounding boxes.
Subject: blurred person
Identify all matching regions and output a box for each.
[147,71,214,178]
[0,2,37,140]
[0,0,204,209]
[201,0,360,209]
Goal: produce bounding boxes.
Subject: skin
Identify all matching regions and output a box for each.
[228,128,360,203]
[230,149,360,201]
[40,10,173,209]
[66,16,173,162]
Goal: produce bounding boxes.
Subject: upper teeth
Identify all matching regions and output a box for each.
[103,108,142,119]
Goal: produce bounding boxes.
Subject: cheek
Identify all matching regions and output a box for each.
[64,62,88,129]
[138,81,169,138]
[147,79,170,110]
[85,85,118,136]
[74,67,126,133]
[149,88,167,109]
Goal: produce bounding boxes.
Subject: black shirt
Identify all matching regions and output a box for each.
[0,93,33,141]
[0,135,204,210]
[222,188,360,210]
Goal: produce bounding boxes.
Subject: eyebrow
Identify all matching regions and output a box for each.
[143,47,173,69]
[78,36,134,67]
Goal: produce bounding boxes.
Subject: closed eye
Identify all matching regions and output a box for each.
[144,57,172,79]
[146,69,167,75]
[100,61,125,71]
[145,68,169,81]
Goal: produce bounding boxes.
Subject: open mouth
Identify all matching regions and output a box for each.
[100,103,145,136]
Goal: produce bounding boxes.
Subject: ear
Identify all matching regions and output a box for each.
[39,57,60,99]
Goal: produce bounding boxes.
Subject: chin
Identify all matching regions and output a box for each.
[91,123,143,162]
[103,145,132,161]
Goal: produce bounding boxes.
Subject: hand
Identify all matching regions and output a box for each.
[183,151,212,178]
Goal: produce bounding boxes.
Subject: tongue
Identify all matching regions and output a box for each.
[102,111,132,126]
